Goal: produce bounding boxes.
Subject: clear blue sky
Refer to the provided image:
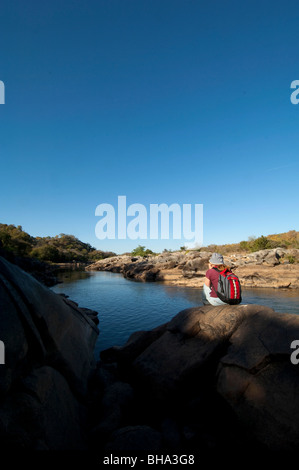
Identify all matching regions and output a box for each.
[0,0,298,253]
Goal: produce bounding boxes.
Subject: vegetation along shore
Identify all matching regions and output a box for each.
[1,224,298,290]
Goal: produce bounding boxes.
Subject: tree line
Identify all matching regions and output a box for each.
[0,224,116,263]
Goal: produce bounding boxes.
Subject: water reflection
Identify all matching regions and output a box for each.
[55,269,91,284]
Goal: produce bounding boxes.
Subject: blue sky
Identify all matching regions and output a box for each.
[0,0,298,253]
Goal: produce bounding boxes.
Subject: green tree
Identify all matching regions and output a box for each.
[0,224,33,256]
[131,245,154,257]
[0,224,116,263]
[250,235,277,252]
[31,245,60,262]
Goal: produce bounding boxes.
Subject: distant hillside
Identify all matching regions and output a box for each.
[200,230,299,255]
[267,230,299,245]
[0,224,116,263]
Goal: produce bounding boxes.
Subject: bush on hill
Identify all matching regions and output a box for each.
[131,245,155,257]
[199,230,299,254]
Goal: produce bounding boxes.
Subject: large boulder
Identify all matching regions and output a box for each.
[105,425,163,452]
[91,381,134,438]
[0,366,86,450]
[99,303,299,452]
[100,322,168,365]
[181,255,210,278]
[123,262,160,282]
[0,256,99,449]
[131,305,247,401]
[216,309,299,450]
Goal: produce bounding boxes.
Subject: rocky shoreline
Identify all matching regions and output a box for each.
[86,247,299,290]
[1,254,299,463]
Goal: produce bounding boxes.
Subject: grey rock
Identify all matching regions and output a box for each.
[105,425,162,452]
[263,252,280,266]
[0,256,99,450]
[0,278,29,396]
[217,309,299,450]
[91,381,134,438]
[0,366,85,450]
[100,322,168,364]
[102,381,134,408]
[161,417,181,449]
[0,256,99,398]
[131,305,247,400]
[94,363,119,389]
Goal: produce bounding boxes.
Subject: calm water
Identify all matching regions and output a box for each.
[52,270,299,358]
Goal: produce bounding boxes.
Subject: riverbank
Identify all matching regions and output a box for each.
[86,247,299,289]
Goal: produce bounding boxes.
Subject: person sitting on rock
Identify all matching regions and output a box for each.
[202,253,229,306]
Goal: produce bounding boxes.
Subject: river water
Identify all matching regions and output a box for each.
[51,270,299,358]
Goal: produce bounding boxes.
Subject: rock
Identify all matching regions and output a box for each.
[181,255,210,278]
[161,417,181,449]
[0,366,86,450]
[86,255,135,275]
[104,425,162,452]
[100,322,168,365]
[0,256,99,398]
[92,381,134,437]
[123,262,160,282]
[93,362,119,390]
[216,309,299,450]
[131,305,246,401]
[183,425,196,441]
[0,279,29,397]
[91,408,123,441]
[263,251,280,266]
[0,256,99,450]
[235,264,298,288]
[24,367,84,449]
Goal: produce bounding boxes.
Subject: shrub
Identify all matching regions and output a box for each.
[239,241,249,251]
[131,245,155,257]
[31,245,60,262]
[249,235,280,252]
[0,224,33,257]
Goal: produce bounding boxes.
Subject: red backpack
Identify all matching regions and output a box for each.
[213,267,242,305]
